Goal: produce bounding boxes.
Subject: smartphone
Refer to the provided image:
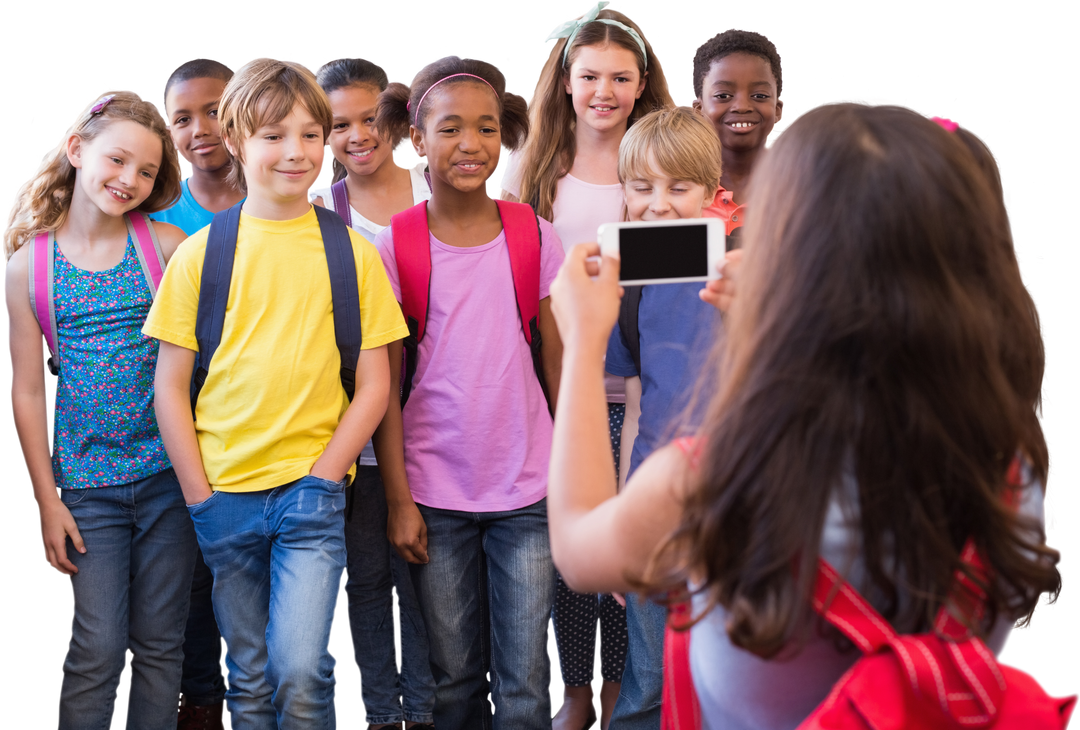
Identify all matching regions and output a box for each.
[597,219,726,285]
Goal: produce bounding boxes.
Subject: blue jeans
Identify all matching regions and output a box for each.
[609,595,666,730]
[181,545,226,705]
[59,467,197,730]
[411,498,555,730]
[187,474,347,730]
[344,466,435,724]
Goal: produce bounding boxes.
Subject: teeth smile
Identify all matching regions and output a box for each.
[729,122,757,128]
[349,149,373,159]
[108,188,131,200]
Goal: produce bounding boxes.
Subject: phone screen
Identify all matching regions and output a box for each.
[619,223,709,281]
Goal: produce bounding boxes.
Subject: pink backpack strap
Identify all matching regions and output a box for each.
[494,199,540,346]
[330,179,353,229]
[390,202,433,407]
[662,598,702,730]
[27,231,60,375]
[124,212,166,297]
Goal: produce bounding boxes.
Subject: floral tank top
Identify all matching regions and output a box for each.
[51,236,170,489]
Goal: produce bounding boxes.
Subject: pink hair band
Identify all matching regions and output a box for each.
[932,116,959,133]
[409,73,499,126]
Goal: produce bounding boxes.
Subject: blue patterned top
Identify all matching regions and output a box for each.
[52,236,170,489]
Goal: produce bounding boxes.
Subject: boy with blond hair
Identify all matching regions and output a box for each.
[145,58,408,728]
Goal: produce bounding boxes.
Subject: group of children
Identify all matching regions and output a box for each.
[6,3,1062,730]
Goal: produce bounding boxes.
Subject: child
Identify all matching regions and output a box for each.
[158,57,244,729]
[144,58,408,728]
[597,107,722,730]
[312,56,436,730]
[547,104,1060,729]
[372,56,564,730]
[5,91,192,728]
[500,4,672,725]
[692,29,782,239]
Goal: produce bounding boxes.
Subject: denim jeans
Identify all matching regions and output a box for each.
[344,466,435,724]
[188,474,347,730]
[411,498,555,730]
[180,545,226,705]
[59,467,196,730]
[609,595,666,730]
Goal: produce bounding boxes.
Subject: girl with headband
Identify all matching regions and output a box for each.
[500,3,672,728]
[372,56,566,730]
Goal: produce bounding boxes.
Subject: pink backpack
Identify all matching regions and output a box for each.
[28,212,165,375]
[661,461,1074,730]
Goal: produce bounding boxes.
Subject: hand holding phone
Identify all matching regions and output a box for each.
[598,219,726,285]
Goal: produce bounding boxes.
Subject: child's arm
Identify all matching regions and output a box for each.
[548,243,690,594]
[151,221,189,263]
[618,375,641,492]
[539,296,563,411]
[372,338,429,564]
[310,346,390,482]
[6,248,85,574]
[154,341,213,504]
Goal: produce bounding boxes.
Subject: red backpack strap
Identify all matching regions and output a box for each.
[494,199,551,409]
[390,202,432,407]
[662,598,702,730]
[125,212,166,296]
[28,231,60,375]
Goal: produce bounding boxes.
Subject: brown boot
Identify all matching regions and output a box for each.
[177,695,224,730]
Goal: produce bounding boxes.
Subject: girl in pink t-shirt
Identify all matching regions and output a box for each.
[371,56,565,730]
[500,3,673,727]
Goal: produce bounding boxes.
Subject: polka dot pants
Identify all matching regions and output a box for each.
[552,403,629,686]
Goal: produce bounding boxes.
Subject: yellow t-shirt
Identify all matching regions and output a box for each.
[143,207,408,492]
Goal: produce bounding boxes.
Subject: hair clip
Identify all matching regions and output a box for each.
[931,116,959,133]
[90,94,116,116]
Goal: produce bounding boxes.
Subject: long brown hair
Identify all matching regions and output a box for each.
[5,91,181,258]
[514,7,672,220]
[650,104,1059,658]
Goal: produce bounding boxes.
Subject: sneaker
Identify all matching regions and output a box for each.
[177,695,224,730]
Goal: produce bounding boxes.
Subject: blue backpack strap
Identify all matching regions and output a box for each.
[495,199,551,411]
[190,202,243,417]
[389,202,432,408]
[330,179,353,229]
[619,285,643,375]
[313,205,362,401]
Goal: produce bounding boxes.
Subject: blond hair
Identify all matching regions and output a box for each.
[512,7,673,220]
[5,91,181,258]
[618,107,722,191]
[218,58,333,192]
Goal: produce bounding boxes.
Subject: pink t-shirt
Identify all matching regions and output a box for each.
[374,216,565,512]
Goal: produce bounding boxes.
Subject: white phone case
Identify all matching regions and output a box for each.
[598,219,725,285]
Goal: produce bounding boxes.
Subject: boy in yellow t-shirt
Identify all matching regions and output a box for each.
[144,58,408,728]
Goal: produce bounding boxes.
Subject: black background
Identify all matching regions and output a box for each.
[6,8,1071,725]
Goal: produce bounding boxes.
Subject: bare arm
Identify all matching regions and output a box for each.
[150,220,189,263]
[548,243,690,593]
[154,341,213,504]
[310,345,390,482]
[619,375,641,492]
[372,337,428,564]
[7,247,86,574]
[539,296,562,412]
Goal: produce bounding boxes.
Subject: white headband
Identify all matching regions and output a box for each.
[544,0,643,65]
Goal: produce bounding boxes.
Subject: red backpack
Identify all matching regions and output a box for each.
[661,473,1074,730]
[389,199,550,409]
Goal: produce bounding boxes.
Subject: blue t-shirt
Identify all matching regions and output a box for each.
[606,283,721,477]
[153,179,243,236]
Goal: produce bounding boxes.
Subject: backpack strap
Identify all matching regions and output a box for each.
[124,212,166,296]
[190,203,243,416]
[619,285,643,374]
[330,179,353,229]
[494,199,551,409]
[28,231,60,376]
[190,202,363,416]
[662,598,702,730]
[313,205,362,401]
[390,202,432,408]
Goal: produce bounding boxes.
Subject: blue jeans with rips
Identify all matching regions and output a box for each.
[344,465,435,725]
[411,497,555,730]
[187,474,347,730]
[59,467,197,730]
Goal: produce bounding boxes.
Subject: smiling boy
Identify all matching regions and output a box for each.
[143,58,408,729]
